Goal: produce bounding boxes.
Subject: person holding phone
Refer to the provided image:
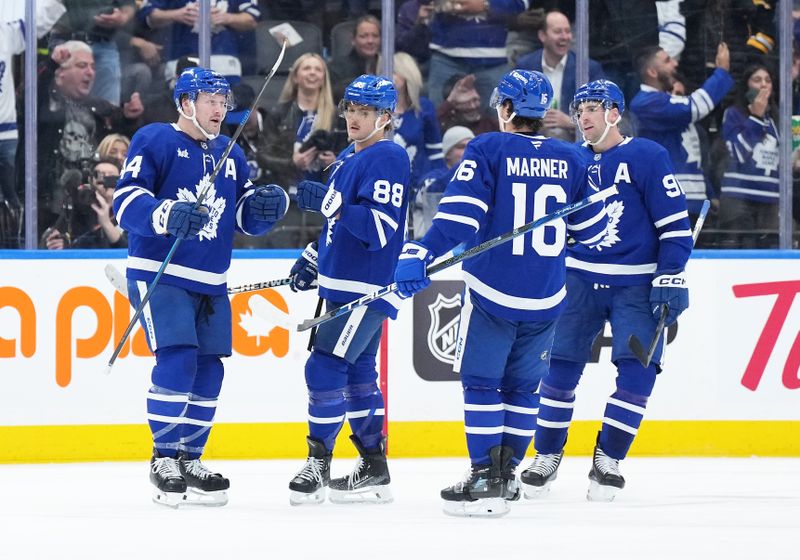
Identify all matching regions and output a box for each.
[717,64,780,248]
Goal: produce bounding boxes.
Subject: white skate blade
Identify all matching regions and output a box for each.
[521,481,552,500]
[183,488,229,507]
[442,497,510,518]
[289,488,326,506]
[152,489,187,509]
[587,480,620,502]
[328,484,393,504]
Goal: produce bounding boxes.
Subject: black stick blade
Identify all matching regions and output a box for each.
[628,334,650,367]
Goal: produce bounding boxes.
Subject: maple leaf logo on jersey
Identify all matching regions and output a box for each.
[592,199,623,251]
[177,174,226,241]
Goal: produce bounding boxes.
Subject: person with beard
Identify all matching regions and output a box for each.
[437,73,497,136]
[515,10,604,141]
[630,42,732,225]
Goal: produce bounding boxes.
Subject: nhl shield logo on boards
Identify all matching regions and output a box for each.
[426,293,461,365]
[412,280,464,382]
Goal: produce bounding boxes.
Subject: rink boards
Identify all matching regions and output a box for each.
[0,249,798,463]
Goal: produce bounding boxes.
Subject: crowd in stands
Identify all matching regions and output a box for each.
[1,0,797,250]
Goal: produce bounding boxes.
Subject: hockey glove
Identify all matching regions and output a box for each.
[650,272,689,326]
[296,180,328,212]
[152,200,210,239]
[290,241,318,292]
[394,241,435,299]
[250,184,289,223]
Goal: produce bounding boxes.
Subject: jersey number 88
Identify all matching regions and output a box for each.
[372,180,404,207]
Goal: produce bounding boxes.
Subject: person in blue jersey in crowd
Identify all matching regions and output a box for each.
[394,69,609,518]
[112,67,289,507]
[519,79,693,503]
[630,42,732,224]
[286,75,411,506]
[718,64,780,248]
[390,52,444,191]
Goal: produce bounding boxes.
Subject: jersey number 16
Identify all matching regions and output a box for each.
[511,183,566,257]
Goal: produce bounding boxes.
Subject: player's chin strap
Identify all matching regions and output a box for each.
[583,109,622,146]
[496,106,517,132]
[354,113,391,144]
[178,100,221,141]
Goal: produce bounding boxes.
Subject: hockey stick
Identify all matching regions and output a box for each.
[105,40,288,374]
[297,184,619,332]
[104,263,291,298]
[627,199,710,367]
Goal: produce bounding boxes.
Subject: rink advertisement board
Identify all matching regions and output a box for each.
[0,249,799,462]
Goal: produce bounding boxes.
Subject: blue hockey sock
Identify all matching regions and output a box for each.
[345,382,385,450]
[534,359,583,454]
[305,351,348,451]
[462,374,503,466]
[148,346,197,456]
[500,378,539,467]
[599,359,655,459]
[179,355,224,459]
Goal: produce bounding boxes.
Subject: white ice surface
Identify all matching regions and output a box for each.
[3,457,798,560]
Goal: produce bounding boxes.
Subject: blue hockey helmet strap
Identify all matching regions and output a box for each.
[489,69,554,119]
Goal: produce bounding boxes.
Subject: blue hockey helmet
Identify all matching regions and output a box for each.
[341,74,398,112]
[571,79,625,115]
[173,67,233,110]
[489,70,553,118]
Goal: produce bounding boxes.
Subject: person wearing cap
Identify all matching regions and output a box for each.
[412,125,475,237]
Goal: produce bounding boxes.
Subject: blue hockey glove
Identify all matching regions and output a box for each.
[250,184,289,223]
[152,200,210,239]
[394,241,435,299]
[290,241,318,292]
[296,180,328,212]
[650,272,689,326]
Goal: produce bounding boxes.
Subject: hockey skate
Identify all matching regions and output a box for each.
[178,452,230,507]
[289,437,332,506]
[587,438,625,502]
[328,435,392,504]
[150,450,187,508]
[520,450,564,499]
[441,446,515,518]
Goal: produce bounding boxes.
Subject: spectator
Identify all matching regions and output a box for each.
[223,83,268,184]
[328,15,381,100]
[718,64,780,249]
[41,157,126,249]
[426,0,527,110]
[96,133,130,168]
[505,5,545,67]
[437,73,497,136]
[390,52,444,189]
[49,0,136,105]
[515,10,604,141]
[119,16,167,102]
[25,40,143,236]
[630,43,733,224]
[396,0,434,68]
[261,53,340,248]
[412,125,474,237]
[138,0,260,82]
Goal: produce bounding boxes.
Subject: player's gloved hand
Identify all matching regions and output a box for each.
[296,180,328,212]
[650,271,689,326]
[290,241,318,292]
[250,184,288,222]
[394,241,435,298]
[152,200,210,239]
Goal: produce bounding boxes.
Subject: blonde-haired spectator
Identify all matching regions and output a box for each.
[96,133,130,167]
[390,51,444,188]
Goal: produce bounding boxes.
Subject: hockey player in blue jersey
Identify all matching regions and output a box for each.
[112,67,289,507]
[286,75,411,506]
[519,79,693,502]
[630,43,732,222]
[394,69,609,517]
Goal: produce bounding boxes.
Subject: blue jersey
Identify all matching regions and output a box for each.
[420,132,609,322]
[393,97,444,188]
[630,68,733,214]
[113,123,274,295]
[720,106,779,204]
[567,137,693,286]
[317,140,411,319]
